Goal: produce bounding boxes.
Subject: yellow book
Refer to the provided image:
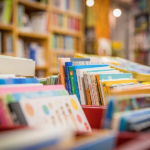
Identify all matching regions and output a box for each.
[96,75,104,105]
[101,79,137,104]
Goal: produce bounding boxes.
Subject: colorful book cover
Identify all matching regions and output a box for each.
[65,62,72,95]
[83,73,92,105]
[8,95,91,132]
[69,66,76,94]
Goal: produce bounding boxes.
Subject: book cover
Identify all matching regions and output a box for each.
[2,0,12,24]
[69,66,76,94]
[83,73,91,105]
[65,62,72,95]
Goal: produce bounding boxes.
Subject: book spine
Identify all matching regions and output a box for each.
[96,75,104,106]
[8,102,28,125]
[0,99,14,126]
[73,67,81,103]
[76,70,87,105]
[90,75,100,105]
[102,82,108,105]
[87,74,96,105]
[65,62,72,95]
[90,75,101,105]
[83,73,92,105]
[65,77,69,91]
[69,66,76,94]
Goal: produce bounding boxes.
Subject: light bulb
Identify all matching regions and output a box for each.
[113,8,122,17]
[86,0,94,7]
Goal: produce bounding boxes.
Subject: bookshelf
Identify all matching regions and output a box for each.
[0,0,85,77]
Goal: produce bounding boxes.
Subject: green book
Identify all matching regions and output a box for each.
[2,0,12,24]
[69,66,76,94]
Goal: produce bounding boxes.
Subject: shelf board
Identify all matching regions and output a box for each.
[51,7,83,19]
[1,53,14,56]
[36,66,48,70]
[51,28,82,38]
[52,50,74,56]
[17,30,48,39]
[18,0,48,10]
[50,68,60,74]
[0,24,13,31]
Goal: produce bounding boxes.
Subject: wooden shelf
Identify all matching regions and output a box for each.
[36,66,48,70]
[0,24,13,31]
[17,30,48,39]
[18,0,48,10]
[1,53,14,56]
[51,28,82,38]
[52,50,75,56]
[50,68,60,74]
[50,7,83,19]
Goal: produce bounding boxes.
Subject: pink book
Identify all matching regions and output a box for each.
[0,85,65,95]
[0,85,65,126]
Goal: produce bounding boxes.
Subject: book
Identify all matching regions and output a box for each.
[7,95,91,132]
[83,72,91,105]
[69,66,76,94]
[100,79,137,105]
[65,62,72,95]
[2,33,13,54]
[2,0,12,24]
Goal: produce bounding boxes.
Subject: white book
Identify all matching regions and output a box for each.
[76,67,110,105]
[0,55,35,76]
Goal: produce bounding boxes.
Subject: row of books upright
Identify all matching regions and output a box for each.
[52,33,78,51]
[17,39,46,66]
[51,0,82,14]
[59,58,146,106]
[18,5,49,33]
[0,0,12,24]
[51,12,80,31]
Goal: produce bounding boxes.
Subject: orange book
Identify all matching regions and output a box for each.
[96,75,104,105]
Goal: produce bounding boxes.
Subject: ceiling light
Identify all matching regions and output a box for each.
[113,8,122,17]
[86,0,94,7]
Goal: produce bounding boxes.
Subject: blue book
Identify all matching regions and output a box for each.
[65,77,69,92]
[119,108,150,131]
[65,62,72,95]
[0,78,39,85]
[72,64,108,102]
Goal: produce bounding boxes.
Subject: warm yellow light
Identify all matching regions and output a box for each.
[86,0,94,7]
[113,8,122,17]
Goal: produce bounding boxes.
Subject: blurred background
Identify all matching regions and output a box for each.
[0,0,148,77]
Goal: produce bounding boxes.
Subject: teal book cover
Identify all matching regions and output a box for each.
[99,73,133,80]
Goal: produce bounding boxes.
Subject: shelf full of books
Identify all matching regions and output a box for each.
[0,0,85,77]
